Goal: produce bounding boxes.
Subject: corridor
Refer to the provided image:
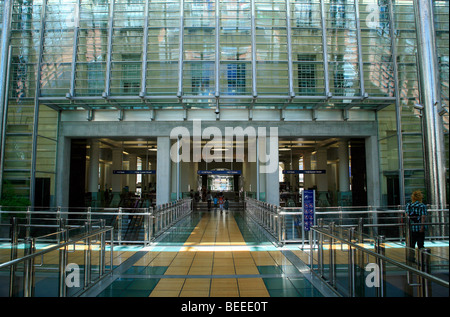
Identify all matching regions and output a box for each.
[90,210,330,297]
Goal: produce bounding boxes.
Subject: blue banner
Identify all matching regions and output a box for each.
[303,190,315,231]
[197,170,242,175]
[283,170,326,174]
[113,170,156,175]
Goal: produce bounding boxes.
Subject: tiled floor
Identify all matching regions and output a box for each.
[96,211,324,297]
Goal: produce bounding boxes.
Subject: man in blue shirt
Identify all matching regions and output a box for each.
[405,190,427,265]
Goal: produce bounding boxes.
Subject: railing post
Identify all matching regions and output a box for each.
[348,227,356,297]
[9,217,18,297]
[318,218,324,278]
[100,219,106,275]
[309,228,314,269]
[329,222,336,288]
[23,237,36,297]
[58,229,68,297]
[418,248,432,297]
[375,235,386,297]
[118,207,122,245]
[84,222,91,289]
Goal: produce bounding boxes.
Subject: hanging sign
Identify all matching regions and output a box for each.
[113,170,156,174]
[197,170,242,175]
[283,170,326,174]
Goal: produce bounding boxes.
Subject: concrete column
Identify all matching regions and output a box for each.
[128,154,137,194]
[303,152,312,189]
[316,148,328,192]
[290,155,300,191]
[111,148,122,193]
[264,135,279,206]
[156,136,172,205]
[338,140,350,192]
[366,135,381,207]
[316,148,329,206]
[88,140,100,203]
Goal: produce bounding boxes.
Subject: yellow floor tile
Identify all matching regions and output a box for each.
[239,289,270,297]
[180,290,210,297]
[211,278,238,289]
[165,266,190,275]
[188,266,212,275]
[235,265,260,275]
[212,266,235,275]
[153,278,185,291]
[149,290,181,297]
[182,278,211,290]
[237,278,267,290]
[210,289,239,297]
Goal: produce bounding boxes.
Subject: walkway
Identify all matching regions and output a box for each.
[89,209,332,297]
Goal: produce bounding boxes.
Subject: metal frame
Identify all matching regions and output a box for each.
[30,0,48,207]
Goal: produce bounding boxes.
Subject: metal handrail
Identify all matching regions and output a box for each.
[311,226,449,289]
[0,225,113,270]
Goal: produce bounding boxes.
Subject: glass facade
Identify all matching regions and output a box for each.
[0,0,448,208]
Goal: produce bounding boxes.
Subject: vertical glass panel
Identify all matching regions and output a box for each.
[110,0,144,95]
[220,61,251,95]
[184,61,215,96]
[184,0,215,28]
[35,105,58,206]
[358,0,394,97]
[291,0,324,96]
[40,0,76,97]
[9,0,44,99]
[75,0,109,96]
[325,0,360,97]
[255,0,289,95]
[146,0,180,95]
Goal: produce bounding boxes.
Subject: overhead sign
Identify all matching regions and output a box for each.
[113,170,156,175]
[302,189,315,232]
[197,170,242,175]
[283,170,326,174]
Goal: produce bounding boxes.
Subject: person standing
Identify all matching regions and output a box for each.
[207,191,212,211]
[405,190,428,263]
[218,193,224,213]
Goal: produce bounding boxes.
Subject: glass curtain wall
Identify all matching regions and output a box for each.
[1,0,448,206]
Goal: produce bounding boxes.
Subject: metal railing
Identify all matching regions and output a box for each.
[244,198,449,245]
[0,199,193,297]
[308,221,449,297]
[0,199,193,246]
[0,218,114,297]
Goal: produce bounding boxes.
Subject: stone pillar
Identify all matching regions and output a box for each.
[338,140,351,205]
[316,148,329,206]
[128,154,137,194]
[156,137,172,205]
[303,152,312,190]
[88,140,100,203]
[264,135,279,206]
[111,148,122,193]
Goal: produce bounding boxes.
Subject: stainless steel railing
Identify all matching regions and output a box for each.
[244,197,449,245]
[308,221,449,297]
[0,198,193,246]
[0,219,114,297]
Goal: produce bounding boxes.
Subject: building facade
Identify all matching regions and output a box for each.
[0,0,448,210]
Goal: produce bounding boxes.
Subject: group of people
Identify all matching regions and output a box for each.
[206,191,229,213]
